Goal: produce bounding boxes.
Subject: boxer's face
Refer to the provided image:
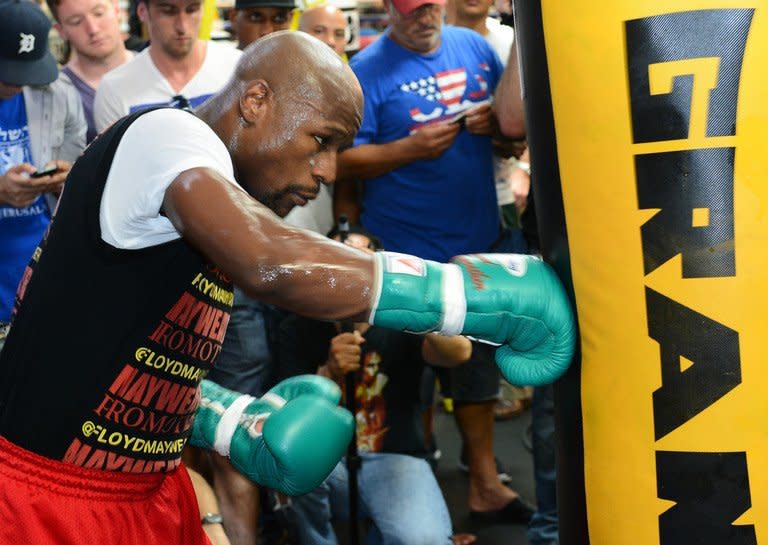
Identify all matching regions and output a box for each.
[234,71,363,217]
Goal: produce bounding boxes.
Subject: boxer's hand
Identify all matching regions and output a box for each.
[191,378,353,496]
[369,252,576,386]
[268,374,343,404]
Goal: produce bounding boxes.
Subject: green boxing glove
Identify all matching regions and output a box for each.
[190,375,353,496]
[369,252,576,386]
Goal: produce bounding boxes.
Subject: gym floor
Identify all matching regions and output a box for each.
[433,405,534,545]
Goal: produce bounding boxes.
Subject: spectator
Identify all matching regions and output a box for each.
[446,0,529,227]
[276,225,476,545]
[47,0,134,142]
[336,0,533,525]
[446,0,533,421]
[93,0,241,131]
[298,4,347,57]
[0,0,86,352]
[229,0,296,50]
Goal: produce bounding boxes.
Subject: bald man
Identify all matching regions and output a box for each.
[298,4,347,57]
[0,32,575,544]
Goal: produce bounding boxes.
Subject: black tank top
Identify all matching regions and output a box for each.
[0,110,233,473]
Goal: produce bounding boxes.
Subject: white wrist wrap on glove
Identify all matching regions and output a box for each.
[439,263,466,336]
[214,394,255,456]
[368,253,384,325]
[212,392,288,456]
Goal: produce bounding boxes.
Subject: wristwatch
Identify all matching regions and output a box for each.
[201,513,224,525]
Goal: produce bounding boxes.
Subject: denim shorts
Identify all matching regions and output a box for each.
[434,341,500,402]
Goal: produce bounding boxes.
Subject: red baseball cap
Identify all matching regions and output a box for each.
[391,0,445,16]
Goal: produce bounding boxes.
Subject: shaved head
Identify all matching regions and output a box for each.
[197,31,363,216]
[299,5,347,57]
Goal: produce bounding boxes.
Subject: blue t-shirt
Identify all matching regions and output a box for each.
[0,93,50,322]
[350,25,504,262]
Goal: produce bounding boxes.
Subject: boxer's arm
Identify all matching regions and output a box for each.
[162,167,374,322]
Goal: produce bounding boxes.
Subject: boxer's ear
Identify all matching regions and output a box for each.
[239,80,271,125]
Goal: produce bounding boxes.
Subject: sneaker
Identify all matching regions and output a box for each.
[458,452,512,484]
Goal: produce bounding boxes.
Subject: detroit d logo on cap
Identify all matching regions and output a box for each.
[18,33,35,54]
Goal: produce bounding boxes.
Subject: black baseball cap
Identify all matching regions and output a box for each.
[0,0,58,86]
[234,0,297,10]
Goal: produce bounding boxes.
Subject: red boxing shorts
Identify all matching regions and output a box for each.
[0,436,211,545]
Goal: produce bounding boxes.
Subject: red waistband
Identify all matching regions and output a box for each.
[0,436,169,501]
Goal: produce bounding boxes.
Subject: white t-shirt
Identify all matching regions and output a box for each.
[485,18,518,207]
[94,41,242,132]
[485,17,514,64]
[100,109,242,249]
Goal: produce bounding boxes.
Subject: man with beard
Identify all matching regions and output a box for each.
[93,0,241,131]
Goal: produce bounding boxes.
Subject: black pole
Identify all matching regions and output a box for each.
[338,215,361,545]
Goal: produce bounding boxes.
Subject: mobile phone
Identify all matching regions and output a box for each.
[448,111,468,128]
[30,166,60,178]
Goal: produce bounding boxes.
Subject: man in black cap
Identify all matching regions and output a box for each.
[0,0,86,352]
[229,0,296,50]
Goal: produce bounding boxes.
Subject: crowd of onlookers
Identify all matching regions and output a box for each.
[0,0,557,543]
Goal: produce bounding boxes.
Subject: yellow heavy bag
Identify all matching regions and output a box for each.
[513,1,767,544]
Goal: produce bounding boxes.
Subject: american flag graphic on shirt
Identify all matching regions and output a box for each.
[399,68,467,109]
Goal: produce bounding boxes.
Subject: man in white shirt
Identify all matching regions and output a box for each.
[47,0,134,142]
[94,0,241,131]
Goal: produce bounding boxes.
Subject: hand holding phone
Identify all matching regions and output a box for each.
[30,166,60,178]
[447,111,468,128]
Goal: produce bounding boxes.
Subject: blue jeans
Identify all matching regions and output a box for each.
[527,384,559,545]
[285,452,453,545]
